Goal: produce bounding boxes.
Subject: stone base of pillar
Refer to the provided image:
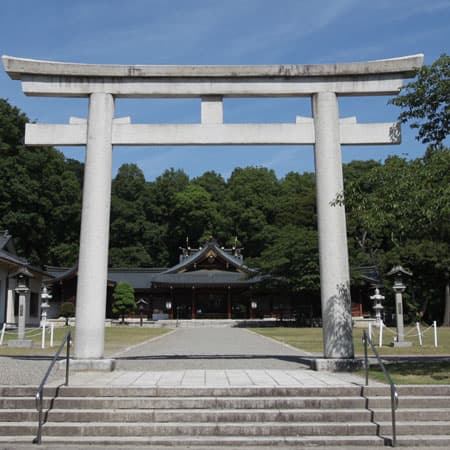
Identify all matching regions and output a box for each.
[58,358,116,372]
[391,341,412,348]
[311,358,363,372]
[7,339,33,348]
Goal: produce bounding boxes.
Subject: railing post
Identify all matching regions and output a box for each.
[363,331,369,386]
[391,386,397,447]
[65,331,71,386]
[433,321,438,347]
[34,393,43,445]
[34,331,71,444]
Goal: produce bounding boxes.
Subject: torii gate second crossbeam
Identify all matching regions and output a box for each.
[3,54,423,368]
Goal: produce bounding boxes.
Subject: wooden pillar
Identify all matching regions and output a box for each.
[227,286,232,319]
[169,287,174,320]
[191,286,196,319]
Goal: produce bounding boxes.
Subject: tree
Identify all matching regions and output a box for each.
[389,54,450,144]
[172,184,220,246]
[112,281,136,323]
[110,164,151,267]
[224,167,280,256]
[253,225,320,294]
[60,302,75,326]
[275,172,316,229]
[340,148,450,324]
[0,98,82,266]
[152,168,190,264]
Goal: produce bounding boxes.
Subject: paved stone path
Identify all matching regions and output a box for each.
[113,327,313,370]
[64,327,368,387]
[1,327,371,387]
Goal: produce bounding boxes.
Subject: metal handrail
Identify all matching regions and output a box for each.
[33,331,71,445]
[363,330,399,447]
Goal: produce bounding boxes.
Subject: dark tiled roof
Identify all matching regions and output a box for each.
[0,248,28,266]
[108,268,167,289]
[46,265,167,289]
[151,269,263,288]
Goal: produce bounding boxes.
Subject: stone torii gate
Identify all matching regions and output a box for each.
[3,54,423,367]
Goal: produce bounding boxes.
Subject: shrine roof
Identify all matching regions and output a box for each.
[150,269,264,288]
[163,240,255,275]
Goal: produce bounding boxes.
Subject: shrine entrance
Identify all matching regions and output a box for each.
[3,54,423,363]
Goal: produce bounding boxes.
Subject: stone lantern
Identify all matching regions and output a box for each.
[387,265,412,347]
[40,284,52,327]
[136,298,148,327]
[8,266,34,348]
[370,287,385,325]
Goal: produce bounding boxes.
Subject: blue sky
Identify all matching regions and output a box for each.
[1,0,449,181]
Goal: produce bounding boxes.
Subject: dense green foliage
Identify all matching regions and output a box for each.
[389,53,450,144]
[1,84,449,324]
[112,281,136,323]
[0,99,82,266]
[60,301,75,326]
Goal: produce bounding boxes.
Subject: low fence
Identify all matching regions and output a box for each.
[367,320,438,347]
[0,322,55,349]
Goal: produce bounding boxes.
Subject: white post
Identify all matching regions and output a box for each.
[16,287,29,340]
[0,323,5,345]
[41,322,46,349]
[416,322,423,346]
[368,321,372,341]
[379,320,383,347]
[312,91,353,359]
[74,92,114,359]
[433,321,438,347]
[50,322,54,347]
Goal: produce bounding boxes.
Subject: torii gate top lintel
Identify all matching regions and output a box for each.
[2,54,423,98]
[3,54,423,79]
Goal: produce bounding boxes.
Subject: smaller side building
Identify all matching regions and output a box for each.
[0,231,48,326]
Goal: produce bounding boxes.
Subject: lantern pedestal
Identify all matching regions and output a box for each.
[7,339,33,348]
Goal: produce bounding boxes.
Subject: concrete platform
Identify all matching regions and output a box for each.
[50,368,374,388]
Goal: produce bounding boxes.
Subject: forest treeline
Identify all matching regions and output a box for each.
[1,98,449,322]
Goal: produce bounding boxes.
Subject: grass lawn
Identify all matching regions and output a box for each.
[363,360,450,385]
[252,326,450,384]
[252,326,450,356]
[0,325,170,357]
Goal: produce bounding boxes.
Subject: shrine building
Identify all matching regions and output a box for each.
[46,239,294,321]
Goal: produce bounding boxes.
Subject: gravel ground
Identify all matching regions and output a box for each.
[0,356,64,386]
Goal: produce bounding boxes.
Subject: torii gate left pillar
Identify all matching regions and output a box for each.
[76,93,114,360]
[2,54,422,368]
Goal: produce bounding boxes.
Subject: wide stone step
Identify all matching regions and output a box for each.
[0,407,372,423]
[396,435,450,447]
[0,421,378,437]
[3,385,449,398]
[0,434,388,447]
[0,395,366,410]
[366,396,450,409]
[372,408,450,422]
[366,385,450,397]
[378,421,450,436]
[56,385,364,398]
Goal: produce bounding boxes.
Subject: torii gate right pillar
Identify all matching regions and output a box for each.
[313,92,353,360]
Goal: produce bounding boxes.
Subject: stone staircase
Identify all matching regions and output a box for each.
[0,384,449,447]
